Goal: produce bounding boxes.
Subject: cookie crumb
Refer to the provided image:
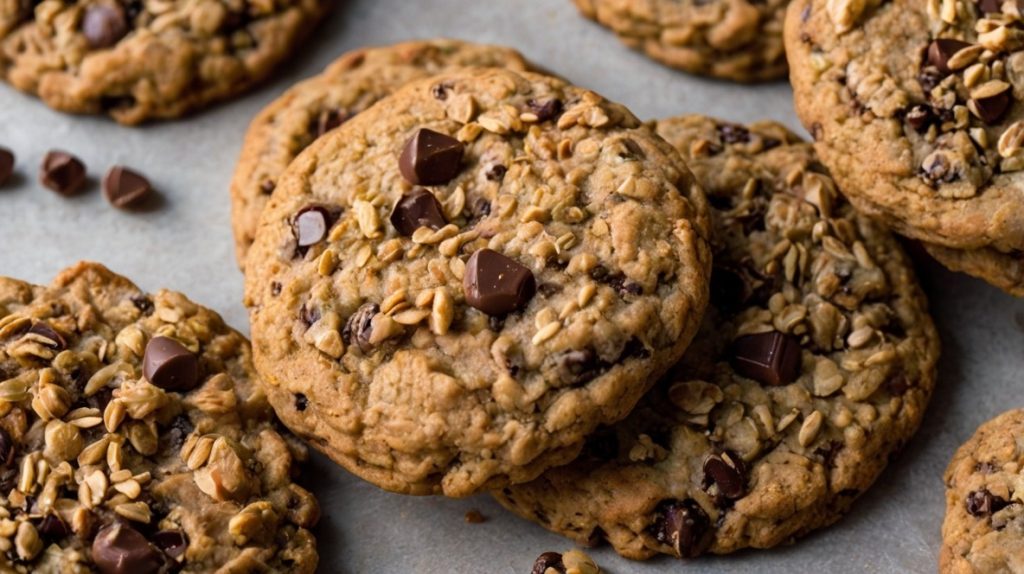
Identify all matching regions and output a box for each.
[464,509,486,524]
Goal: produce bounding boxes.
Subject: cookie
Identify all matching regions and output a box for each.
[573,0,788,81]
[941,409,1024,573]
[785,0,1024,273]
[231,39,532,267]
[924,244,1024,297]
[0,0,328,124]
[243,68,713,497]
[0,263,319,572]
[493,116,940,559]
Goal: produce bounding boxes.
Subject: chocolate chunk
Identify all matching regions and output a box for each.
[398,128,464,186]
[717,123,751,144]
[37,514,70,540]
[0,428,14,468]
[702,452,747,501]
[27,321,66,350]
[82,4,128,49]
[531,552,565,574]
[906,105,936,132]
[463,249,536,316]
[926,39,971,76]
[342,303,379,353]
[555,348,601,386]
[91,523,164,574]
[978,0,1003,13]
[143,336,199,392]
[651,499,711,558]
[731,331,802,386]
[151,530,187,559]
[40,151,86,196]
[103,166,152,209]
[973,90,1011,125]
[389,188,447,236]
[293,206,331,248]
[0,147,14,186]
[526,98,563,122]
[966,489,1008,517]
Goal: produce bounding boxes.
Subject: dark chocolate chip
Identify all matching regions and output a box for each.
[431,82,452,101]
[342,303,379,353]
[731,331,802,386]
[702,451,747,501]
[130,294,154,315]
[531,551,565,574]
[555,348,601,386]
[314,109,349,138]
[389,188,447,236]
[294,393,308,411]
[906,105,936,132]
[293,206,331,248]
[27,321,66,350]
[926,39,971,76]
[40,151,86,196]
[526,98,563,122]
[260,179,275,195]
[399,128,464,186]
[488,315,505,332]
[0,428,14,468]
[973,90,1012,125]
[485,164,507,181]
[619,138,646,160]
[463,249,536,316]
[37,513,70,540]
[151,529,187,559]
[91,523,164,574]
[651,499,711,558]
[717,123,751,144]
[82,4,128,49]
[966,489,1008,517]
[299,304,321,328]
[103,166,152,209]
[270,281,282,296]
[0,147,14,186]
[977,0,1003,13]
[143,336,199,392]
[472,197,492,219]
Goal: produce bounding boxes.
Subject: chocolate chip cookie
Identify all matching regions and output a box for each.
[493,116,940,559]
[0,0,328,124]
[0,262,319,572]
[231,39,532,267]
[573,0,788,81]
[243,68,713,497]
[785,0,1024,292]
[924,244,1024,297]
[942,409,1024,573]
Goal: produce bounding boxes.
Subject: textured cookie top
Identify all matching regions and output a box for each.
[785,0,1024,253]
[574,0,788,81]
[0,263,318,573]
[0,0,327,124]
[231,39,532,266]
[244,68,712,497]
[494,116,940,559]
[942,409,1024,573]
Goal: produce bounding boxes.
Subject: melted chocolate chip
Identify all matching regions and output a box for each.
[973,90,1012,125]
[702,451,747,502]
[651,499,711,558]
[399,128,465,186]
[485,164,507,181]
[926,39,971,76]
[342,303,379,353]
[718,123,751,144]
[555,349,602,386]
[731,331,802,386]
[526,98,563,122]
[463,249,536,316]
[130,295,154,315]
[966,489,1008,517]
[27,321,66,350]
[142,337,199,392]
[151,529,187,559]
[531,552,565,574]
[91,523,164,574]
[313,109,349,138]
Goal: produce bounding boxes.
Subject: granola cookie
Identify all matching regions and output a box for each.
[924,244,1024,296]
[0,263,319,572]
[573,0,788,81]
[942,409,1024,573]
[493,116,940,559]
[0,0,328,124]
[243,68,713,497]
[231,39,532,267]
[785,0,1024,291]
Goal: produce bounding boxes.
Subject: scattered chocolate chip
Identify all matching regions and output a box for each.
[151,529,187,559]
[463,249,536,316]
[143,336,199,392]
[82,4,128,49]
[292,206,332,248]
[27,321,66,350]
[0,147,14,186]
[977,0,1002,13]
[40,151,86,196]
[260,179,275,195]
[464,509,486,524]
[389,188,447,236]
[973,90,1011,125]
[342,303,379,353]
[399,128,464,186]
[531,552,565,574]
[651,499,711,558]
[102,166,152,209]
[91,523,164,574]
[717,123,751,144]
[314,109,349,138]
[702,452,747,501]
[0,428,15,468]
[294,393,308,411]
[731,331,802,386]
[966,489,1008,517]
[555,348,601,386]
[37,513,70,540]
[526,98,563,122]
[926,39,971,76]
[485,164,507,181]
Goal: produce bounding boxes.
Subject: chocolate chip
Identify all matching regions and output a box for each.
[313,109,349,138]
[526,98,563,122]
[342,303,379,353]
[166,415,193,451]
[0,147,14,186]
[389,188,447,236]
[977,0,1003,13]
[431,82,452,101]
[270,282,282,296]
[472,197,491,219]
[151,529,187,559]
[619,138,646,160]
[485,164,507,181]
[27,321,66,350]
[130,294,154,315]
[37,513,70,540]
[299,304,321,328]
[966,489,1008,517]
[398,128,465,186]
[91,523,164,574]
[972,90,1012,125]
[717,123,751,144]
[651,499,711,558]
[731,331,802,386]
[294,393,308,411]
[260,179,275,195]
[531,552,565,574]
[926,39,971,76]
[702,451,747,501]
[906,105,936,132]
[82,4,128,49]
[293,206,331,248]
[40,151,86,196]
[103,166,151,209]
[143,336,199,392]
[0,428,15,468]
[463,249,536,316]
[555,348,601,386]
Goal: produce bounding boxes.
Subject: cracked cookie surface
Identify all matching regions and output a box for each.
[0,0,328,124]
[493,115,940,559]
[231,39,532,267]
[0,262,318,572]
[243,67,713,497]
[942,409,1024,573]
[785,0,1024,295]
[573,0,788,81]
